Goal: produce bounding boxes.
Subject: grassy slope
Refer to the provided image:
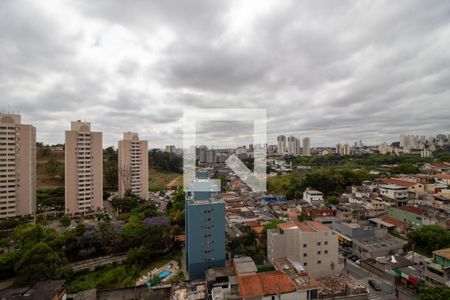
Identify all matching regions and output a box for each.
[148,168,182,191]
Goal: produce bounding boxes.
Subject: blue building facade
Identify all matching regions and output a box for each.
[261,194,286,204]
[185,173,226,279]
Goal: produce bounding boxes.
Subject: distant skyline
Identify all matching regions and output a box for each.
[2,0,450,148]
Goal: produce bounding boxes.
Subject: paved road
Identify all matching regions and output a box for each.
[345,260,418,300]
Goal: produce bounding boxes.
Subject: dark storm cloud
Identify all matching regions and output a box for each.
[1,0,450,147]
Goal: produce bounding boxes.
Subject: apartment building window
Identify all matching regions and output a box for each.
[317,242,321,246]
[317,260,321,264]
[324,241,328,245]
[303,253,307,257]
[317,251,321,255]
[324,250,328,254]
[304,262,307,266]
[303,244,307,248]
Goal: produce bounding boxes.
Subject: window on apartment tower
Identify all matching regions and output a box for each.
[303,244,307,248]
[317,260,321,264]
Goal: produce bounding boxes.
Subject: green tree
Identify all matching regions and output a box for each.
[420,285,450,300]
[103,146,118,190]
[407,225,450,256]
[61,215,71,227]
[14,242,62,286]
[0,252,19,280]
[45,158,64,178]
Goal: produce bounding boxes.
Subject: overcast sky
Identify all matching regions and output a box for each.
[1,0,450,148]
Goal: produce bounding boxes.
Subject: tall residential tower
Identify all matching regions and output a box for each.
[118,132,148,200]
[277,135,286,156]
[0,114,36,219]
[303,137,311,156]
[65,121,103,214]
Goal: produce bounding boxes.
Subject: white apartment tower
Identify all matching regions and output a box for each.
[287,136,300,155]
[303,137,311,156]
[65,121,103,214]
[277,135,286,156]
[0,114,36,219]
[118,132,148,200]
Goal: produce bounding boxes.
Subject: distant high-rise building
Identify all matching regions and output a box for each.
[277,135,286,156]
[342,143,350,155]
[118,132,148,200]
[303,137,310,156]
[400,134,407,148]
[336,143,342,155]
[185,172,225,279]
[165,145,176,153]
[287,136,300,155]
[65,121,103,214]
[0,114,36,219]
[206,149,216,163]
[198,146,207,163]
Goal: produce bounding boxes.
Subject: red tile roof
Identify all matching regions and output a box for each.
[383,178,417,187]
[238,271,296,298]
[435,173,450,180]
[381,215,405,228]
[246,220,261,227]
[253,226,264,234]
[398,205,426,215]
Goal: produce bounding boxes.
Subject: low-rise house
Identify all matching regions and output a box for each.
[272,257,320,299]
[361,199,387,218]
[434,173,450,185]
[303,188,324,207]
[335,204,366,221]
[333,220,406,258]
[388,206,439,228]
[238,271,297,300]
[351,186,372,198]
[382,178,425,196]
[379,184,409,202]
[302,207,336,218]
[423,248,450,286]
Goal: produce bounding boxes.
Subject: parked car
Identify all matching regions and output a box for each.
[368,280,382,291]
[350,255,359,261]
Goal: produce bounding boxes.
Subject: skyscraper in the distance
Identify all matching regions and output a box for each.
[65,121,103,214]
[118,132,148,200]
[0,114,36,219]
[277,135,286,156]
[303,137,311,156]
[287,136,300,155]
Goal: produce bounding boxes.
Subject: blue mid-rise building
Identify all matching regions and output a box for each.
[185,172,226,279]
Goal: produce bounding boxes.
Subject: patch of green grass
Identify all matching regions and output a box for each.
[67,264,134,294]
[148,168,181,191]
[267,174,292,194]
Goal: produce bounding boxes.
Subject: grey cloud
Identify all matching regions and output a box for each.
[1,0,450,147]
